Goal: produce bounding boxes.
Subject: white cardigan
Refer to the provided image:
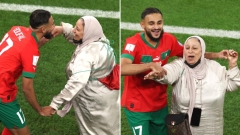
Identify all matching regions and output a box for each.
[50,22,120,135]
[157,58,240,135]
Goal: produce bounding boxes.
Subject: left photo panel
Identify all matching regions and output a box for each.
[0,0,120,135]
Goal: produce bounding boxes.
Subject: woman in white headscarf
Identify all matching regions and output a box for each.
[45,16,120,135]
[144,36,240,135]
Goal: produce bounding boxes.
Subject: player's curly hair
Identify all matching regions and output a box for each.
[141,7,163,20]
[29,9,51,29]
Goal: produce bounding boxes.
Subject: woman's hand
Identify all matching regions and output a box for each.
[144,62,167,80]
[144,70,161,80]
[51,26,64,37]
[228,49,238,69]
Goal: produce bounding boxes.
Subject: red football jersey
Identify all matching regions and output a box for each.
[0,26,40,102]
[121,32,183,112]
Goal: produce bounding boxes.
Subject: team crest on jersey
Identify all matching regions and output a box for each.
[32,56,39,66]
[161,50,170,60]
[125,44,135,52]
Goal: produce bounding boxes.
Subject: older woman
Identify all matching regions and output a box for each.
[144,36,240,135]
[44,16,119,135]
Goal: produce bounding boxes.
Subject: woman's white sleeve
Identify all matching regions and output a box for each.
[226,66,240,91]
[50,48,94,110]
[61,22,76,45]
[156,58,183,85]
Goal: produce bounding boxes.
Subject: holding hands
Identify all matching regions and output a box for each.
[39,106,56,116]
[144,62,166,80]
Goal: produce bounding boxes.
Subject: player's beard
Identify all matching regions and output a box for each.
[145,29,164,42]
[43,31,53,39]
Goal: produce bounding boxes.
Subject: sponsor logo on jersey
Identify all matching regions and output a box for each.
[153,56,160,61]
[32,55,39,66]
[125,44,135,52]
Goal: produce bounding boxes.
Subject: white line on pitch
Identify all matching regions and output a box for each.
[0,2,119,19]
[121,22,240,39]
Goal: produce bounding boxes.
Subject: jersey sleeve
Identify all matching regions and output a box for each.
[20,40,40,78]
[169,35,184,57]
[121,37,138,61]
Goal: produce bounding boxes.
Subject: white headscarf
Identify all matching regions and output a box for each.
[74,16,106,54]
[183,36,207,123]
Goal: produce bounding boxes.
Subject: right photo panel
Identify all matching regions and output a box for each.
[120,1,240,135]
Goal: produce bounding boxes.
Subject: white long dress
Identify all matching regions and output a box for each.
[157,58,240,135]
[50,23,120,135]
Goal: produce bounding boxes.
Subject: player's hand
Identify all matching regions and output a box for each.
[217,50,228,59]
[144,71,161,80]
[148,62,167,78]
[40,106,56,116]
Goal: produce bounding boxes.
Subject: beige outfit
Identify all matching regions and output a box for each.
[50,19,120,135]
[157,58,240,135]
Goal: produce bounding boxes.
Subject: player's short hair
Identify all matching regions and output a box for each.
[141,7,163,20]
[30,9,51,29]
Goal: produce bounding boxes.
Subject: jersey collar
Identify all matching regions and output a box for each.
[31,32,39,43]
[140,32,160,49]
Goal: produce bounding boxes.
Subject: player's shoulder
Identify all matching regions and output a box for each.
[126,32,142,44]
[9,26,32,39]
[10,26,29,32]
[18,27,38,48]
[162,32,183,46]
[162,32,177,39]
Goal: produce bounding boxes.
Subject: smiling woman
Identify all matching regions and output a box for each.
[72,18,84,44]
[41,16,120,135]
[144,36,240,135]
[184,38,203,67]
